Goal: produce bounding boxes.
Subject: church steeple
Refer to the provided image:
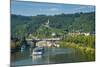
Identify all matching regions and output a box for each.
[45,19,50,28]
[46,19,49,25]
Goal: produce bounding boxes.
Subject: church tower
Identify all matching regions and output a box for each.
[45,19,50,28]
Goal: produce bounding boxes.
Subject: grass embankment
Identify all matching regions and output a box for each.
[60,42,95,61]
[59,35,95,60]
[60,42,95,54]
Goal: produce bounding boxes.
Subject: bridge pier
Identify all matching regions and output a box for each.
[33,41,37,48]
[30,41,37,48]
[29,41,37,55]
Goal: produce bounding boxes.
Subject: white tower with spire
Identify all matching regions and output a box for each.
[46,19,49,25]
[45,19,50,28]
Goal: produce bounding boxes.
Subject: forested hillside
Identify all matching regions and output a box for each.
[11,12,95,38]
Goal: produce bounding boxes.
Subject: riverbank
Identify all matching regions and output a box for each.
[59,42,95,61]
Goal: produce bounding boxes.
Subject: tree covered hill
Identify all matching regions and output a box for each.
[11,12,95,38]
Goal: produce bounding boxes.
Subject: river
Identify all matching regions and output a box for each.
[11,47,94,66]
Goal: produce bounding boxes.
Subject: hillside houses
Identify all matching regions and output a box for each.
[68,32,91,36]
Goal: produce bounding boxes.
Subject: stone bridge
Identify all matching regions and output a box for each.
[26,38,61,47]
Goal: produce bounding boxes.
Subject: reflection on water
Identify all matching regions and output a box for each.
[32,55,43,64]
[11,47,94,66]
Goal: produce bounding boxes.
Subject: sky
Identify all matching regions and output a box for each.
[11,1,95,16]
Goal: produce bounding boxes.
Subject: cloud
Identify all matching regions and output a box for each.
[49,8,60,11]
[38,8,60,12]
[73,6,87,11]
[71,6,94,13]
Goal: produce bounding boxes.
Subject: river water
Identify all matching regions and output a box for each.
[11,47,94,66]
